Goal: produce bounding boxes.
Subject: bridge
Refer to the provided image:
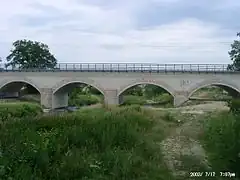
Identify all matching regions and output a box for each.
[0,63,239,109]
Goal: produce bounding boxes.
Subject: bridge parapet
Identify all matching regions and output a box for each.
[0,63,237,74]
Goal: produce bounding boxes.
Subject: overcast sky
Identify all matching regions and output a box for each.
[0,0,239,64]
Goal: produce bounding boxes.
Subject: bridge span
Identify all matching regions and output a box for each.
[0,63,239,109]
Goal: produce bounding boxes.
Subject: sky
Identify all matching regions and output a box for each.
[0,0,239,64]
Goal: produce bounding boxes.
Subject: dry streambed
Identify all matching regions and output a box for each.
[160,102,228,179]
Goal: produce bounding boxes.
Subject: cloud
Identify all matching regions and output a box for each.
[0,0,238,64]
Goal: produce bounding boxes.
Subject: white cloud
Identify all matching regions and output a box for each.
[0,0,236,64]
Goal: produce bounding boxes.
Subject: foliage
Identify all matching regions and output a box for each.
[154,93,173,104]
[5,39,57,69]
[123,85,143,96]
[69,94,100,106]
[202,112,240,175]
[145,84,166,98]
[0,107,173,180]
[121,95,146,105]
[0,102,42,121]
[228,33,240,70]
[228,99,240,114]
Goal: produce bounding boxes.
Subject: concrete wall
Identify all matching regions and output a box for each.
[0,71,239,109]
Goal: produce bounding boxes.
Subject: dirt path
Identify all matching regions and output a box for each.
[160,102,228,179]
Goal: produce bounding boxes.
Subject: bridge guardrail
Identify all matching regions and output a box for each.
[0,63,237,73]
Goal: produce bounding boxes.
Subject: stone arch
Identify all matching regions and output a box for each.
[52,78,105,95]
[0,77,42,94]
[187,78,240,98]
[117,78,176,97]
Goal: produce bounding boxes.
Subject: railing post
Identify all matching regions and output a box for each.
[80,64,82,71]
[110,64,112,72]
[181,64,183,73]
[73,64,75,71]
[173,64,175,73]
[103,64,105,72]
[65,64,67,71]
[95,64,97,72]
[190,64,192,73]
[117,64,119,72]
[198,64,199,73]
[133,64,135,72]
[87,64,90,72]
[126,64,128,72]
[157,64,159,73]
[141,64,143,72]
[165,64,167,73]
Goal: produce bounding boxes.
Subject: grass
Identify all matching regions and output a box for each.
[0,106,175,180]
[201,111,240,176]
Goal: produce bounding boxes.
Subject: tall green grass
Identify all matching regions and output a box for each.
[0,106,173,180]
[202,111,240,176]
[0,102,42,121]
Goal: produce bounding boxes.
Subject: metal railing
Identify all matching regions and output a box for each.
[0,63,237,73]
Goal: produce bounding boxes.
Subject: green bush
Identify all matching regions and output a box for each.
[122,95,146,105]
[0,107,172,180]
[154,93,173,104]
[228,99,240,114]
[0,102,42,121]
[202,112,240,175]
[69,94,100,106]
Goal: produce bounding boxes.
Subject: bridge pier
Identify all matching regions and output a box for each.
[52,93,68,109]
[104,89,119,106]
[40,88,53,109]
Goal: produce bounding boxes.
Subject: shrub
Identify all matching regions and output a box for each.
[0,102,42,121]
[228,99,240,114]
[0,107,172,180]
[69,94,100,106]
[122,95,146,105]
[154,93,173,104]
[202,112,240,175]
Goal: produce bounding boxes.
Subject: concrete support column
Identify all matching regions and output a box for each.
[40,88,53,109]
[174,91,188,107]
[104,89,119,106]
[52,92,68,109]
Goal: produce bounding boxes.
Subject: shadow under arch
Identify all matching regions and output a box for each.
[187,79,240,98]
[51,78,105,109]
[52,79,105,95]
[0,78,41,94]
[117,80,176,106]
[118,80,176,98]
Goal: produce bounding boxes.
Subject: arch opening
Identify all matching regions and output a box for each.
[118,83,174,108]
[188,83,240,103]
[53,82,104,109]
[0,81,41,103]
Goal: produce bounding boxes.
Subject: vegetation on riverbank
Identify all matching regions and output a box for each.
[0,106,175,180]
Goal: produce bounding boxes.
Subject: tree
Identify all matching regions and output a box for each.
[6,39,57,69]
[228,33,240,71]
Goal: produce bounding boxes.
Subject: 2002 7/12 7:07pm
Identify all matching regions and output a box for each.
[189,171,236,178]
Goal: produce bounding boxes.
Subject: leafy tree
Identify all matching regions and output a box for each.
[6,39,57,69]
[228,33,240,70]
